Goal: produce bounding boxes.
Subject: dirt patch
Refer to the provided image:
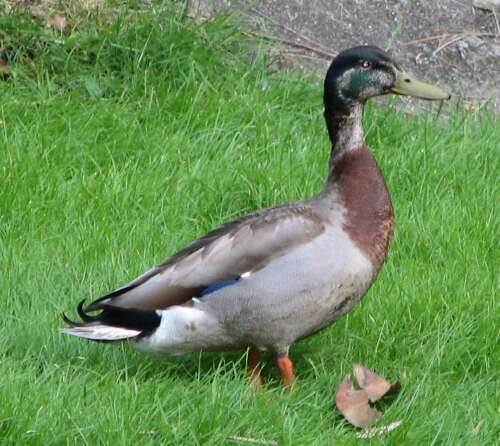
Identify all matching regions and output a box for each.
[189,0,500,110]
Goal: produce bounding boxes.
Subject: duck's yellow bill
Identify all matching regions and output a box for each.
[391,70,450,101]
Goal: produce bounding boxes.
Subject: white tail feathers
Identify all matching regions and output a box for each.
[62,325,141,341]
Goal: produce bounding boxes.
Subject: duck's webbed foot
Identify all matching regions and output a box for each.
[276,354,295,389]
[247,347,263,387]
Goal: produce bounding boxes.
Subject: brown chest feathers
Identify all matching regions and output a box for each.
[333,146,395,273]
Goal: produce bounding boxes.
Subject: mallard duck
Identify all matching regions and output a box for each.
[63,46,449,386]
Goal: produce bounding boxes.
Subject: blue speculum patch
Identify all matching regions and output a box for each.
[199,279,239,296]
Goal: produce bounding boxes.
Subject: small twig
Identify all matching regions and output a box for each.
[436,98,445,120]
[227,435,278,446]
[270,47,308,54]
[242,30,337,60]
[492,10,500,35]
[434,28,498,35]
[249,7,334,55]
[432,34,468,56]
[401,31,498,46]
[283,52,331,63]
[400,33,450,46]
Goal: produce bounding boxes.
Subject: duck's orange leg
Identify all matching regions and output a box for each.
[247,347,263,387]
[276,354,295,388]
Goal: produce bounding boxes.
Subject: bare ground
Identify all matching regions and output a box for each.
[189,0,500,110]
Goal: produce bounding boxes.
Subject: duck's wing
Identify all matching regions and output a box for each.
[85,204,326,311]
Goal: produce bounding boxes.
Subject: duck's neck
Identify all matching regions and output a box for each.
[321,101,394,273]
[324,103,364,183]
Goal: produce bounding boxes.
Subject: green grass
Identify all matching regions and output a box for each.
[0,3,498,445]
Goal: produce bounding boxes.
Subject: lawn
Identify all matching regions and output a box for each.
[0,3,498,445]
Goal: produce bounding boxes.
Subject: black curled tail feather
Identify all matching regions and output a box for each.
[63,300,161,338]
[97,305,161,336]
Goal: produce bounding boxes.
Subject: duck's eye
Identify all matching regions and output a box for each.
[361,61,371,69]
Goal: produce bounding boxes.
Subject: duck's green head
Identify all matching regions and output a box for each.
[324,45,450,112]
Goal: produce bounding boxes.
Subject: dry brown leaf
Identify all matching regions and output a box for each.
[335,365,402,430]
[29,4,45,19]
[461,100,480,112]
[335,375,382,429]
[353,364,400,403]
[5,1,45,18]
[0,59,12,79]
[47,14,68,32]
